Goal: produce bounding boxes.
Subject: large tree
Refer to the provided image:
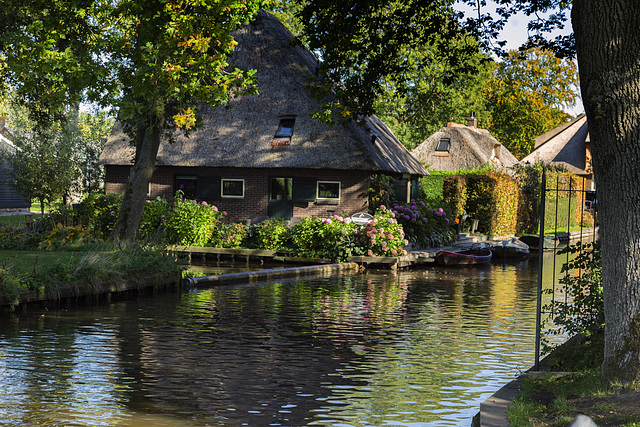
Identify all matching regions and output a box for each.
[572,0,640,386]
[296,0,640,388]
[0,0,267,243]
[486,47,578,159]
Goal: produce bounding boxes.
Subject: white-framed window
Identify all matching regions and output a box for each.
[317,181,340,200]
[221,179,245,198]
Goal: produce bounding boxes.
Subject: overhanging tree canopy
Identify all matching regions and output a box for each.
[0,0,268,242]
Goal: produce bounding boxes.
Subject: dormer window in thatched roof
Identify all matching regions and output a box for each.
[434,138,450,157]
[272,116,296,146]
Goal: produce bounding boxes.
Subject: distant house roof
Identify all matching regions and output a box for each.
[100,10,427,177]
[410,122,520,173]
[522,114,590,175]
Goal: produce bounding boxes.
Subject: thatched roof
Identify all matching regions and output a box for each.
[100,11,427,176]
[522,115,589,175]
[410,123,519,173]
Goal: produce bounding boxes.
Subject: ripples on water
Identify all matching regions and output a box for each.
[0,259,560,426]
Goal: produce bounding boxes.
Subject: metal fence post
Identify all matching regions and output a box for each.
[534,170,547,371]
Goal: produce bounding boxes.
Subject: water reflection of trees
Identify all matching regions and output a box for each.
[0,261,551,426]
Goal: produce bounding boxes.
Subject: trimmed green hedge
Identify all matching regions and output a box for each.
[443,172,520,236]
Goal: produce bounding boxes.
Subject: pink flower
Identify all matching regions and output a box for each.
[201,201,208,205]
[391,249,397,255]
[341,229,347,235]
[367,249,374,256]
[212,206,218,211]
[380,205,386,211]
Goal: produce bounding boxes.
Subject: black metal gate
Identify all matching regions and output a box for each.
[534,171,599,369]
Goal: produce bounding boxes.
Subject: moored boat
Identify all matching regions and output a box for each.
[518,235,558,251]
[490,238,530,258]
[435,244,492,266]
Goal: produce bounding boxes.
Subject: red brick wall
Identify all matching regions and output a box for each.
[105,165,371,222]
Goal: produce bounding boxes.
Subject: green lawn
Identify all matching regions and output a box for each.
[0,214,39,228]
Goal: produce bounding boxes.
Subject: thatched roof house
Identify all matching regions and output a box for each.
[0,119,30,211]
[410,116,519,174]
[521,114,593,189]
[100,10,426,222]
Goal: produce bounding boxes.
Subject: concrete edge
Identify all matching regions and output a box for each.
[184,262,361,287]
[479,377,523,426]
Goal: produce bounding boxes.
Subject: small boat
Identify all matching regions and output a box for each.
[490,238,530,258]
[518,235,558,251]
[435,243,492,266]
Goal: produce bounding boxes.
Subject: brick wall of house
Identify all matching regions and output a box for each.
[105,165,371,222]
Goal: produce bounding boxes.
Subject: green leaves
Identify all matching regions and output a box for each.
[298,0,463,121]
[485,47,578,159]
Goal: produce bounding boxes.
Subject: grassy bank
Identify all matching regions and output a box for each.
[509,332,640,426]
[0,244,184,308]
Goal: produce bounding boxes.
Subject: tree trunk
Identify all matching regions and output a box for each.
[573,0,640,387]
[112,115,164,245]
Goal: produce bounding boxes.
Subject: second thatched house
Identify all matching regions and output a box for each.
[410,115,520,174]
[521,114,593,191]
[99,11,426,223]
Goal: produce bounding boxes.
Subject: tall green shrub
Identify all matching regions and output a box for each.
[442,175,467,218]
[542,241,603,353]
[514,163,543,234]
[75,192,123,239]
[443,172,519,236]
[163,192,222,246]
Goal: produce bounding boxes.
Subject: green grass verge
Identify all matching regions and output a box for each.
[0,214,40,228]
[508,332,640,426]
[0,245,184,307]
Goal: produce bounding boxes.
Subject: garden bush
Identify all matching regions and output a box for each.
[246,219,291,250]
[138,198,170,242]
[390,200,455,248]
[359,206,408,257]
[212,223,250,248]
[291,214,363,262]
[163,191,222,246]
[74,191,122,238]
[542,241,603,353]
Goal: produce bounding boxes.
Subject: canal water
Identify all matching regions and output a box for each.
[0,255,566,426]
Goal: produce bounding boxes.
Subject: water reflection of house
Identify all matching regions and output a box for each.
[521,114,593,191]
[410,114,519,174]
[99,11,426,224]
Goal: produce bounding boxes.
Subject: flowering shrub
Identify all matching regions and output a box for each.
[359,206,408,256]
[162,190,223,246]
[390,200,455,248]
[212,223,249,248]
[75,192,122,238]
[291,214,363,262]
[247,219,291,250]
[138,197,170,242]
